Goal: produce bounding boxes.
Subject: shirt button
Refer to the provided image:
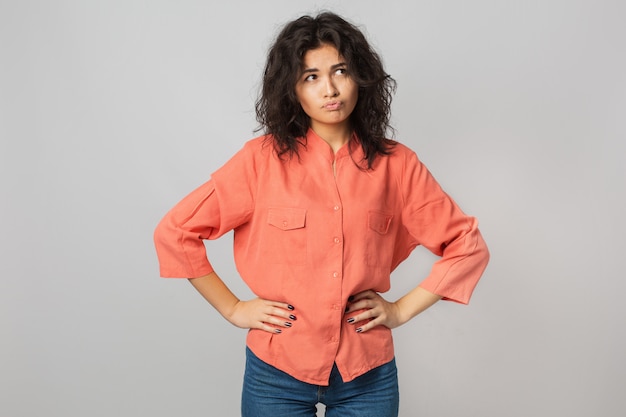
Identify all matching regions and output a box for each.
[333,205,340,211]
[332,272,339,278]
[333,237,341,244]
[282,221,287,227]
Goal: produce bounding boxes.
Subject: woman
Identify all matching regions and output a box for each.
[154,12,489,417]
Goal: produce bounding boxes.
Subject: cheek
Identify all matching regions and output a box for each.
[347,87,359,111]
[297,98,312,114]
[295,88,311,108]
[344,81,359,103]
[296,98,314,118]
[351,89,359,105]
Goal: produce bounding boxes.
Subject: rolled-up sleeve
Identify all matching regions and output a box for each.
[401,152,490,304]
[153,180,222,278]
[154,143,257,278]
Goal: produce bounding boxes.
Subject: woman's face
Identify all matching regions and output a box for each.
[295,44,358,136]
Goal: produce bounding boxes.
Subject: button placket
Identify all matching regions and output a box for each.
[329,201,343,344]
[331,203,342,280]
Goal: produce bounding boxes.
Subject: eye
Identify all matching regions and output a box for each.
[335,67,347,75]
[304,73,317,82]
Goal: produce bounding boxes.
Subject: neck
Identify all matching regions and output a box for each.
[311,123,352,154]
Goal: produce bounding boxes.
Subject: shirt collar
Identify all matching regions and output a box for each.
[305,128,364,163]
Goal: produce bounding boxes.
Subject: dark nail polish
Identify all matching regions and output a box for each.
[287,305,295,310]
[348,296,354,302]
[284,322,292,327]
[356,327,363,333]
[289,314,297,320]
[344,306,349,313]
[347,318,355,324]
[275,329,282,334]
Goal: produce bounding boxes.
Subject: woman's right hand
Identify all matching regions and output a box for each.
[227,298,296,334]
[188,273,295,334]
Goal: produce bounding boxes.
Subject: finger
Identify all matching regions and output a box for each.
[256,322,284,334]
[346,308,378,325]
[355,322,373,333]
[349,290,377,302]
[261,313,295,329]
[263,301,297,319]
[266,306,298,321]
[345,297,377,314]
[265,300,295,311]
[255,313,294,333]
[354,315,386,333]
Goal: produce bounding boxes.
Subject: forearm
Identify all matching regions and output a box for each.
[188,272,240,321]
[395,286,443,325]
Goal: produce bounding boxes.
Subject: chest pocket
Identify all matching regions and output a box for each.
[263,207,307,265]
[366,210,395,268]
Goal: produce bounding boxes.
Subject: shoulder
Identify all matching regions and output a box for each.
[222,134,276,165]
[212,135,275,180]
[390,141,417,158]
[240,134,274,154]
[374,140,435,193]
[244,134,271,147]
[377,140,422,169]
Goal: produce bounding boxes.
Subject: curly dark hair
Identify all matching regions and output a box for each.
[255,12,397,169]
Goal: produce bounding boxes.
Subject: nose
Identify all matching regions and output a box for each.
[324,78,339,97]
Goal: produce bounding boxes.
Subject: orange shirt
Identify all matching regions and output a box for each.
[154,129,489,385]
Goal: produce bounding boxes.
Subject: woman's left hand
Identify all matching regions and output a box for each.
[344,290,405,333]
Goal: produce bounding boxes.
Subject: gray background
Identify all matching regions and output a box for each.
[1,0,624,416]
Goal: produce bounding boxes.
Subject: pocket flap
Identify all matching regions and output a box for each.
[267,207,306,231]
[368,211,393,234]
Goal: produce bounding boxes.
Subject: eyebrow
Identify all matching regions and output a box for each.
[301,62,347,74]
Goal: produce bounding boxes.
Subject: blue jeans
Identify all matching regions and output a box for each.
[241,348,399,417]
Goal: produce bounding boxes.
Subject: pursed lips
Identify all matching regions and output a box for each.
[323,101,342,110]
